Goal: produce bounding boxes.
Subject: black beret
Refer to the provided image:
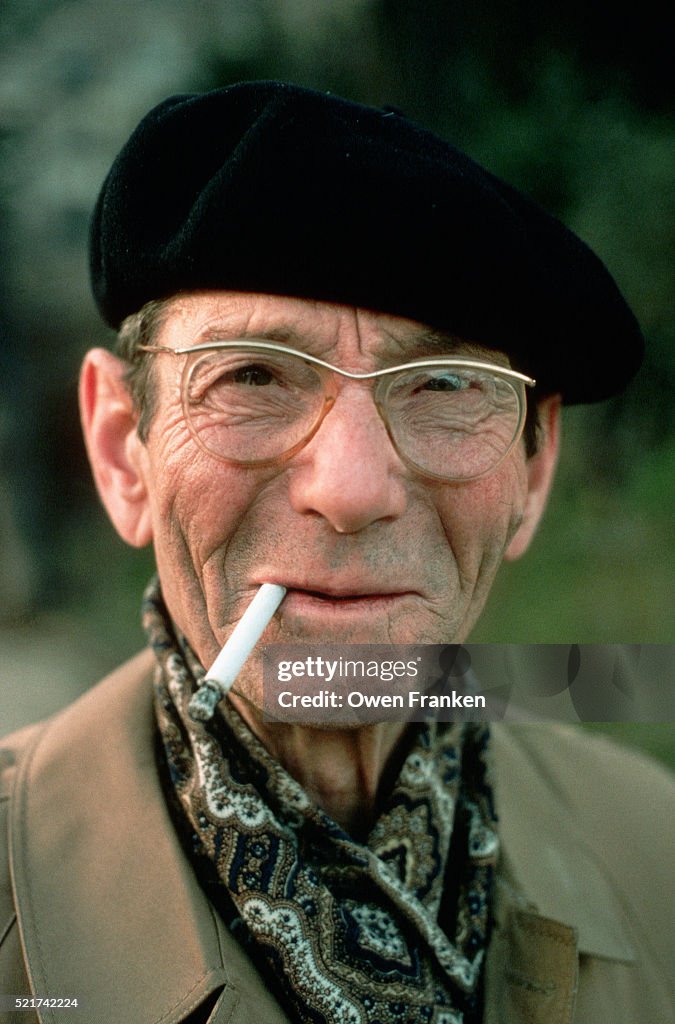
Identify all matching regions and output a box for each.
[90,81,644,402]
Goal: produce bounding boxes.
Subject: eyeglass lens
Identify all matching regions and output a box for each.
[184,348,523,480]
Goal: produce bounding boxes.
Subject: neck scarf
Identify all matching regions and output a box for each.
[144,580,498,1024]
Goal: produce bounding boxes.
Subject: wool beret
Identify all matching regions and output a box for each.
[90,81,644,402]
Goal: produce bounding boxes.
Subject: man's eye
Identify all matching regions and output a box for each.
[421,373,468,392]
[231,364,276,386]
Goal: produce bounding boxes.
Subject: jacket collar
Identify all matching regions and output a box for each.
[9,655,635,1024]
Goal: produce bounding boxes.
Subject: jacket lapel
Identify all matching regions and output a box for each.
[8,652,290,1024]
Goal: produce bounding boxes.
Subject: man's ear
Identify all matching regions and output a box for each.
[504,394,561,561]
[79,348,153,548]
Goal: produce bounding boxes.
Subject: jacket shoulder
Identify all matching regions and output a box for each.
[493,721,675,846]
[0,652,154,887]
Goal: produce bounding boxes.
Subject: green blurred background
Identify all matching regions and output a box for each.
[0,1,672,763]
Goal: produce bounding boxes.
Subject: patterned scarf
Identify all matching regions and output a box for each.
[144,580,498,1024]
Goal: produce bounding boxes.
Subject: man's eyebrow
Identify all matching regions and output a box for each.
[193,324,310,346]
[386,328,484,357]
[410,329,467,354]
[192,321,485,359]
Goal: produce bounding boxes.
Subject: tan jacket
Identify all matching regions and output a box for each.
[0,652,673,1023]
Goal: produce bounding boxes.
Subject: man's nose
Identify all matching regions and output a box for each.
[287,388,408,534]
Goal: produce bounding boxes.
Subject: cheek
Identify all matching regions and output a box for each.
[145,420,251,545]
[434,458,529,561]
[142,427,278,661]
[141,423,268,622]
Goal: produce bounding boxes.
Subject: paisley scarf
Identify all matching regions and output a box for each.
[144,579,498,1023]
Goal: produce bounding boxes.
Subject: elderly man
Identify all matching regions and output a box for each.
[0,83,672,1024]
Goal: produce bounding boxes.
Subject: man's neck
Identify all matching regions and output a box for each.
[228,695,410,838]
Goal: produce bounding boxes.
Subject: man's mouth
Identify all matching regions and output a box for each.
[290,588,407,603]
[260,583,418,618]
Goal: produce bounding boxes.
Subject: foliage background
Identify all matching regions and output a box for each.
[0,1,672,764]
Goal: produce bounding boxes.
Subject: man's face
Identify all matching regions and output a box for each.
[83,291,558,707]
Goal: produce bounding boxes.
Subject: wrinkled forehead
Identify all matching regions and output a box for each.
[153,291,513,369]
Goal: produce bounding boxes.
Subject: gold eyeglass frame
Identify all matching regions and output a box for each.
[139,339,536,482]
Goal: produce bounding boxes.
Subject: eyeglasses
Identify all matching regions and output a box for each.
[139,339,536,481]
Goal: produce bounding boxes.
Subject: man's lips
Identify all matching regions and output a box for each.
[253,583,420,618]
[257,581,419,601]
[288,589,410,604]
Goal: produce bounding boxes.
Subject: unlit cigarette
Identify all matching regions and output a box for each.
[188,583,287,722]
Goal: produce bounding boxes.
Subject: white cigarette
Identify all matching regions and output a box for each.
[188,583,287,722]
